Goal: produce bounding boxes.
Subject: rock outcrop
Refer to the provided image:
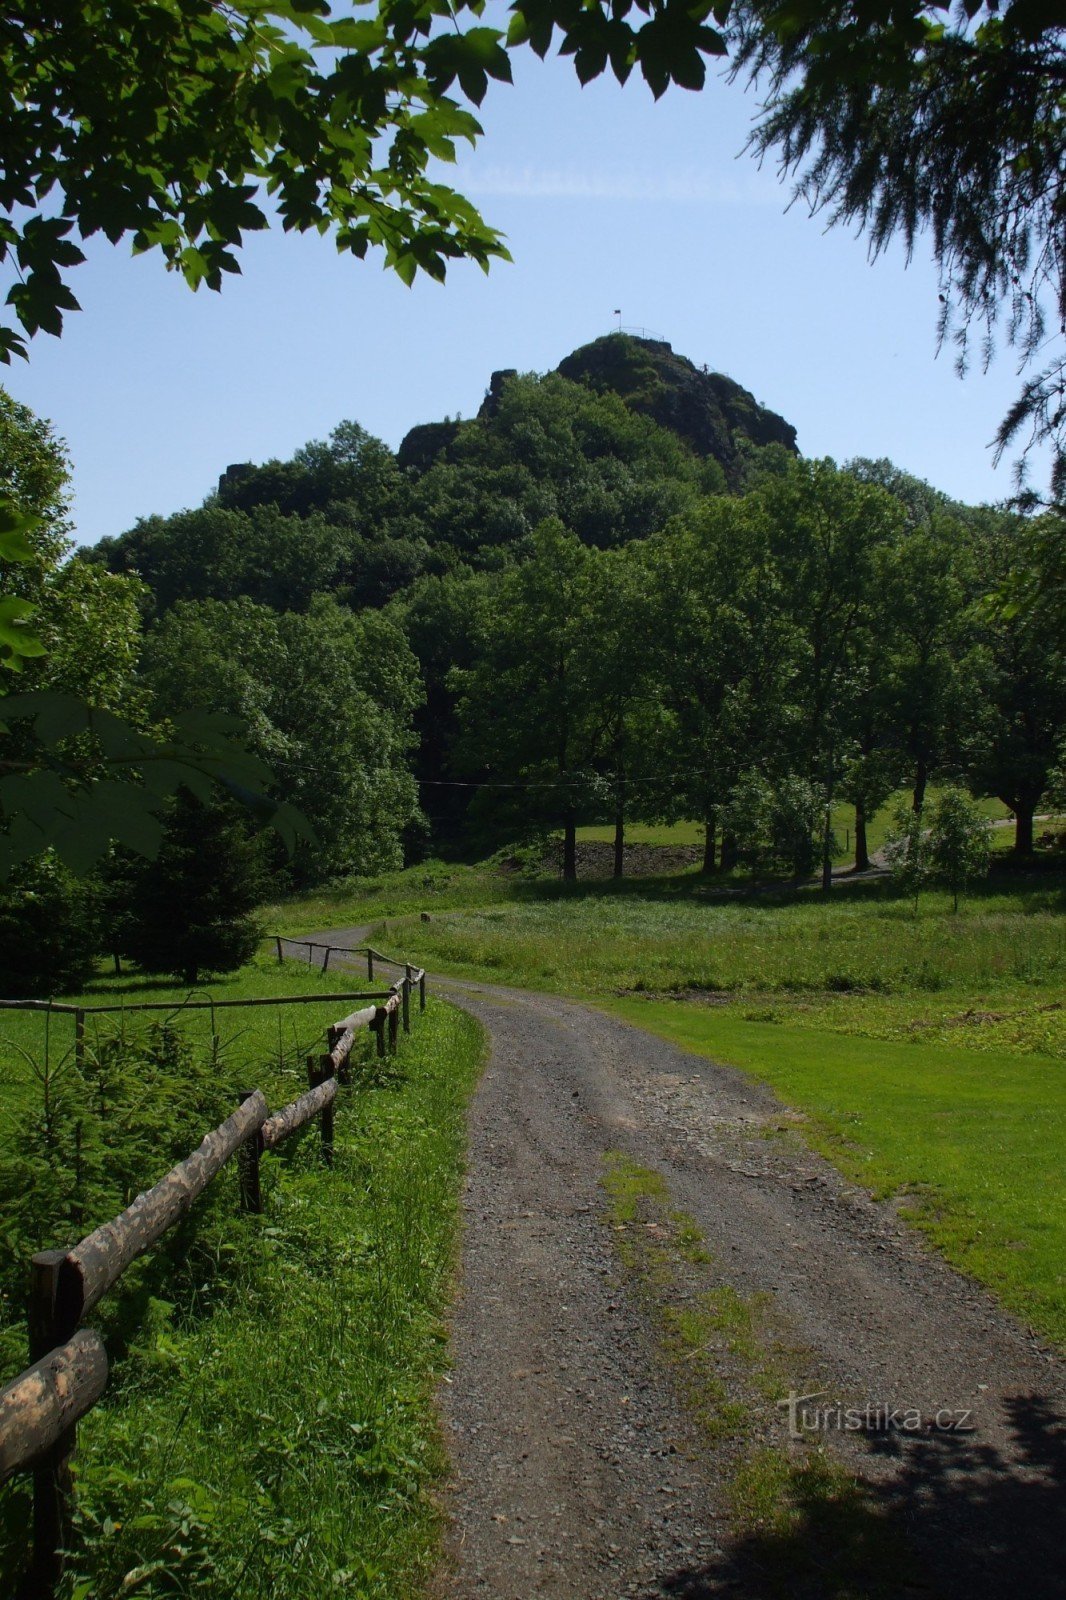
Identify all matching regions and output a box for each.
[557,334,797,480]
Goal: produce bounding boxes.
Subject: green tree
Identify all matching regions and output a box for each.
[883,798,931,912]
[642,494,797,873]
[963,520,1066,854]
[730,1,1066,497]
[452,520,598,879]
[928,787,992,912]
[141,595,423,882]
[756,458,903,888]
[112,791,264,986]
[578,544,665,877]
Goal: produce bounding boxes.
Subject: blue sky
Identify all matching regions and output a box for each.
[4,45,1042,546]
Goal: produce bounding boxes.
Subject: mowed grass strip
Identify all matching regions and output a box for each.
[605,1002,1066,1350]
[0,961,485,1599]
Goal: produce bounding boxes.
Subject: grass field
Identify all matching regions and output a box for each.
[0,960,485,1599]
[276,861,1065,1350]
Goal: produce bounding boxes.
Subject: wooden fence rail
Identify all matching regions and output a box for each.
[0,953,428,1596]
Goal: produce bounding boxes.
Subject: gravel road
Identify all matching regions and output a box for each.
[300,940,1065,1599]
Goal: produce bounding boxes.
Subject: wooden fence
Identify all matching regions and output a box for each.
[0,961,427,1597]
[273,935,415,986]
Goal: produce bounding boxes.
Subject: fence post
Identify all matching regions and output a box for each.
[374,1008,386,1059]
[28,1249,77,1594]
[275,936,283,964]
[308,1056,334,1167]
[327,1025,349,1085]
[419,971,426,1013]
[236,1093,263,1213]
[321,946,331,973]
[73,1010,85,1074]
[366,949,374,982]
[402,966,412,1034]
[388,1001,399,1055]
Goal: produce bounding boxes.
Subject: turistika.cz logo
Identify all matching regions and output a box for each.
[778,1390,976,1440]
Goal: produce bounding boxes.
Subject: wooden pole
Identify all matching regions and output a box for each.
[321,946,331,973]
[402,967,412,1034]
[374,1010,386,1059]
[73,1011,85,1075]
[236,1093,263,1214]
[419,971,426,1012]
[308,1057,334,1167]
[28,1249,76,1594]
[388,1002,399,1055]
[275,936,283,964]
[367,949,374,982]
[58,1093,268,1327]
[0,1331,107,1489]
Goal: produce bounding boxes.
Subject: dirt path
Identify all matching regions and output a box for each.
[307,945,1065,1598]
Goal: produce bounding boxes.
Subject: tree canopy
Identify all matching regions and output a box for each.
[4,3,1060,495]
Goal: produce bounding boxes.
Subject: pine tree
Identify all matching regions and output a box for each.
[113,792,264,986]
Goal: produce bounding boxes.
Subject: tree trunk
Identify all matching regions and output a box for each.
[912,758,928,815]
[720,831,738,871]
[182,966,199,987]
[613,792,624,879]
[821,802,833,892]
[563,813,577,881]
[702,813,716,874]
[1014,803,1035,856]
[854,800,870,872]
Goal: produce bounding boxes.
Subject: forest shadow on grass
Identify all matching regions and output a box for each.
[649,1392,1066,1600]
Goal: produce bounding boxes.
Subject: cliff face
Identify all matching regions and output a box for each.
[556,334,797,479]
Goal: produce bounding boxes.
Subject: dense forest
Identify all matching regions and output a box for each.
[3,333,1064,989]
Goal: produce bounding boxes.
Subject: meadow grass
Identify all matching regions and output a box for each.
[380,877,1066,1052]
[0,961,485,1599]
[262,859,534,938]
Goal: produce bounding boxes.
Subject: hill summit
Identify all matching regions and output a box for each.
[398,333,797,481]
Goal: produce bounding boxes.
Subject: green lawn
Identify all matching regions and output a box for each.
[604,1002,1066,1348]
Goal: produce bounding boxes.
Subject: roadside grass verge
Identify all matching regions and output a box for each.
[600,1154,906,1598]
[0,963,485,1599]
[604,1007,1066,1350]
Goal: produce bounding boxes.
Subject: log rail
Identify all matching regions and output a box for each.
[1,949,429,1595]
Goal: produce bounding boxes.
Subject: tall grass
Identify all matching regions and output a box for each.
[384,884,1066,1054]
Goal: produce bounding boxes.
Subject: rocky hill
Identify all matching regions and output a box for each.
[398,333,797,481]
